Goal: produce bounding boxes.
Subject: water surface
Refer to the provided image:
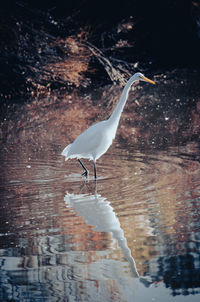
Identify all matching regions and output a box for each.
[0,81,200,301]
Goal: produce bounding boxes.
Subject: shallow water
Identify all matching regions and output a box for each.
[0,140,200,301]
[0,79,200,301]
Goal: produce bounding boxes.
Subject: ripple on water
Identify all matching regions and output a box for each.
[0,142,200,301]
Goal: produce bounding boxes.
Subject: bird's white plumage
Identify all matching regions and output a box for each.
[62,119,116,161]
[61,72,155,178]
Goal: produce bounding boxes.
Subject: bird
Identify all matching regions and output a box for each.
[61,72,155,179]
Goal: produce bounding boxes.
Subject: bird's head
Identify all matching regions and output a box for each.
[134,72,155,85]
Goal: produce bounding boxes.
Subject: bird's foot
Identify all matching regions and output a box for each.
[82,170,89,178]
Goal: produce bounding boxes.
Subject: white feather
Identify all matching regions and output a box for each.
[61,72,155,178]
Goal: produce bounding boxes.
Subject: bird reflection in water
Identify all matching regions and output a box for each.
[64,181,152,288]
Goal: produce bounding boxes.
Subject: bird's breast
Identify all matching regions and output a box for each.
[93,128,115,160]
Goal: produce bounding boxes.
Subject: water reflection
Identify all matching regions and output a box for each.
[0,141,200,301]
[1,78,200,301]
[64,185,152,288]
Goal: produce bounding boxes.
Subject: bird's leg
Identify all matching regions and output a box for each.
[94,161,97,179]
[78,159,89,177]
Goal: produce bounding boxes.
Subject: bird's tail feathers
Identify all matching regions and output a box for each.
[61,144,72,160]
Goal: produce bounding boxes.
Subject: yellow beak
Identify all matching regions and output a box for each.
[141,75,156,85]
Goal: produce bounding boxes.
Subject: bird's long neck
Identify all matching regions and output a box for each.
[108,76,136,127]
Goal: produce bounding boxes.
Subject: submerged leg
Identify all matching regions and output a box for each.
[78,159,88,177]
[94,161,97,179]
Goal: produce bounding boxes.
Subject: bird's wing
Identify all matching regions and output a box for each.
[68,121,106,158]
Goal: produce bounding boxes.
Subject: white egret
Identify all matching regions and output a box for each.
[62,72,155,178]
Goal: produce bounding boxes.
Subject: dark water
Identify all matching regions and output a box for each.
[0,83,200,301]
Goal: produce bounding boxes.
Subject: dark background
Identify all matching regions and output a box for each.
[0,0,200,97]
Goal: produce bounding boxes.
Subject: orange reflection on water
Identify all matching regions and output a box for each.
[0,81,200,300]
